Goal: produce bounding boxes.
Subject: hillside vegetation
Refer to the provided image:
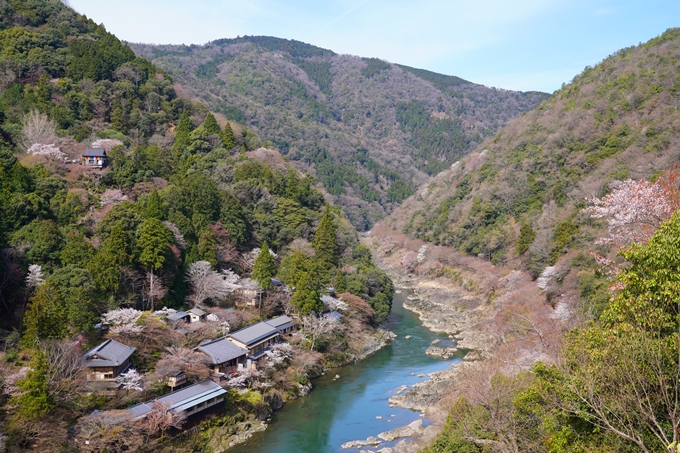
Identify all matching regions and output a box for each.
[130,37,548,229]
[0,2,396,450]
[387,28,680,274]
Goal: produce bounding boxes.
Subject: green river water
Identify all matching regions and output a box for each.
[228,288,465,453]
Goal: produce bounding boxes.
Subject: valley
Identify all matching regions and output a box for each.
[2,1,680,452]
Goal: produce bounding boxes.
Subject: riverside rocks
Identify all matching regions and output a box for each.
[425,345,458,359]
[206,421,268,452]
[342,420,425,450]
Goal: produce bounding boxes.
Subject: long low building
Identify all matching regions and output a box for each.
[128,380,227,420]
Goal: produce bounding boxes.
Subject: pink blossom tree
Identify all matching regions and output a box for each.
[586,178,680,247]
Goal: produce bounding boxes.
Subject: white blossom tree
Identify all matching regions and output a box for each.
[27,143,67,162]
[302,312,341,350]
[185,261,241,307]
[25,264,44,291]
[115,368,143,391]
[163,221,186,249]
[264,343,293,368]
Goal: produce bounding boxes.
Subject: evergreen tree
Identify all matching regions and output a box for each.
[220,121,236,148]
[203,112,221,135]
[136,218,173,271]
[10,350,54,420]
[171,110,193,159]
[333,270,347,293]
[279,250,309,287]
[145,189,165,220]
[111,107,126,133]
[291,271,323,315]
[252,241,277,290]
[198,228,218,266]
[313,204,338,268]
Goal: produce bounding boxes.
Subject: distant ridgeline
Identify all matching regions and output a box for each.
[130,36,549,229]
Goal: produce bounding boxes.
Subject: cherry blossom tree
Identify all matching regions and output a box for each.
[143,402,187,437]
[115,368,143,391]
[226,367,262,389]
[586,178,680,247]
[25,264,44,291]
[155,346,209,380]
[265,343,293,368]
[163,221,186,249]
[185,261,241,307]
[27,143,67,162]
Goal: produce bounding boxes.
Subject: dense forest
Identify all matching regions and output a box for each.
[0,1,395,450]
[130,37,548,229]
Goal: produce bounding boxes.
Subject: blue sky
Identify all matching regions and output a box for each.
[67,0,679,93]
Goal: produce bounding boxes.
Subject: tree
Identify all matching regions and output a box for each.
[171,110,193,159]
[116,368,143,391]
[586,177,680,247]
[220,121,236,149]
[252,241,277,290]
[155,346,209,381]
[143,401,186,437]
[198,228,218,266]
[185,260,240,307]
[136,218,173,309]
[302,312,340,350]
[145,189,165,220]
[19,110,57,151]
[9,350,54,420]
[313,205,338,268]
[290,271,322,315]
[558,210,680,452]
[203,112,221,135]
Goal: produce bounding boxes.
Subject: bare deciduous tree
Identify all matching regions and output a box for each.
[302,312,340,350]
[19,110,57,151]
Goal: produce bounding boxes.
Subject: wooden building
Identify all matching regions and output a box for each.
[82,339,136,381]
[195,337,248,377]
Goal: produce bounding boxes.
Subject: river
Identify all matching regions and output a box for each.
[228,288,465,453]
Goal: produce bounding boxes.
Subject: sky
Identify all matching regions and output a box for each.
[66,0,680,93]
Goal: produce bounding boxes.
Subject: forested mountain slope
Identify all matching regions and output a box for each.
[386,28,680,274]
[130,38,548,229]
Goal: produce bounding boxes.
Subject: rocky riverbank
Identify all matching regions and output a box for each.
[358,226,552,453]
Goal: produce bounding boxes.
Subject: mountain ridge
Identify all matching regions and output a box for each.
[130,36,549,229]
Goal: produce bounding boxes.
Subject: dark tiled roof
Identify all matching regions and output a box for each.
[83,339,136,368]
[228,322,279,347]
[195,337,248,365]
[127,380,227,419]
[167,311,189,321]
[83,148,107,157]
[264,315,297,332]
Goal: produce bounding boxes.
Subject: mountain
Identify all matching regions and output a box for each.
[384,28,680,275]
[130,37,549,229]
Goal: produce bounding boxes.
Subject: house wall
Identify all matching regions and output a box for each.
[183,395,225,417]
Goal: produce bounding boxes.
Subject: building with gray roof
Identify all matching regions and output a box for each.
[195,337,248,375]
[82,339,136,381]
[264,315,298,334]
[228,322,280,359]
[127,380,227,420]
[80,148,108,168]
